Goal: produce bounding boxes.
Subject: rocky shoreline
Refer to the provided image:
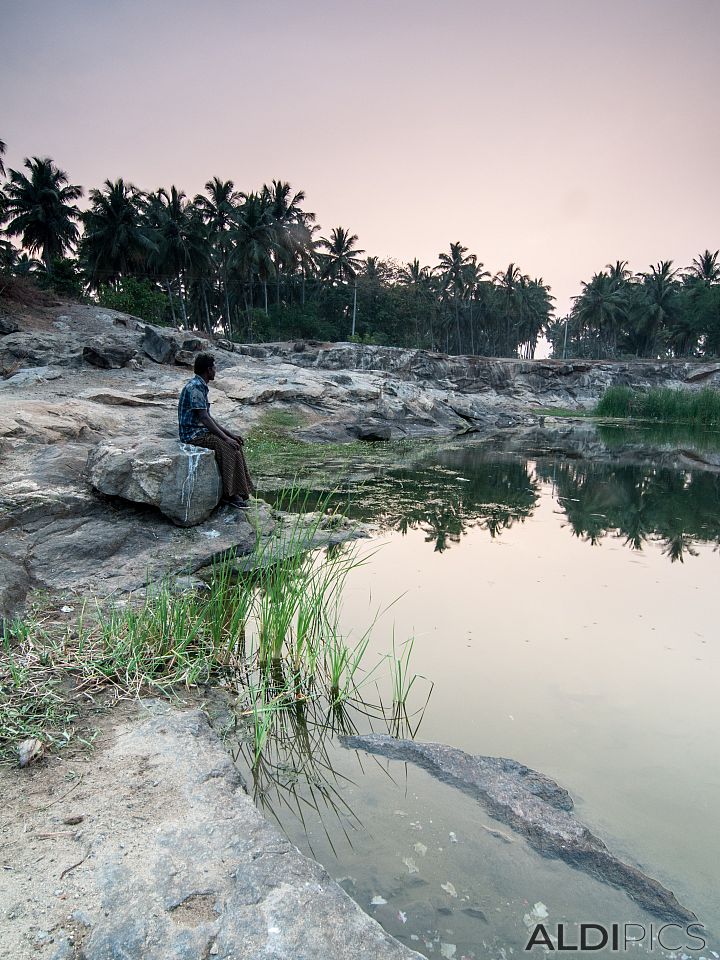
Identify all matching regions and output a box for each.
[0,702,425,960]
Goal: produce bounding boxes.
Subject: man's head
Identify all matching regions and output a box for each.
[194,352,216,382]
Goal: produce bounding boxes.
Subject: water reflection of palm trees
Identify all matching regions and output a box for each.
[271,449,720,561]
[360,451,720,561]
[538,461,720,562]
[365,458,540,551]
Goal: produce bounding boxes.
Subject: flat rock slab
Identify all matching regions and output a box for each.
[340,734,697,925]
[0,702,423,960]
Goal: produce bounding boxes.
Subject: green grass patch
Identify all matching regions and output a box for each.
[596,386,720,427]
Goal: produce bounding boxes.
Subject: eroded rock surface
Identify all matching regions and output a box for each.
[235,341,720,409]
[340,734,696,925]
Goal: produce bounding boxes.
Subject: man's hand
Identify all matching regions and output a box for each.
[225,435,242,450]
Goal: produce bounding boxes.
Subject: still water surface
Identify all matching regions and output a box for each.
[232,439,720,957]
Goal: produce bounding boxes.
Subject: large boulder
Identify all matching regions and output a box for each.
[83,336,137,369]
[141,326,179,364]
[88,438,222,526]
[1,331,81,371]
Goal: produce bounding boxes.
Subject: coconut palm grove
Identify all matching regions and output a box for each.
[1,141,719,359]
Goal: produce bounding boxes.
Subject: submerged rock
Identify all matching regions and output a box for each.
[340,734,697,925]
[88,438,222,526]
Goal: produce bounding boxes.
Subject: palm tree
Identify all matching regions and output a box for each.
[437,242,476,353]
[145,187,207,327]
[229,192,277,325]
[194,177,241,330]
[518,278,554,358]
[2,156,82,274]
[0,139,6,178]
[399,258,428,287]
[573,271,627,357]
[261,180,314,307]
[638,261,680,356]
[319,227,364,283]
[494,262,528,356]
[460,259,490,354]
[80,178,155,289]
[686,250,720,284]
[319,227,365,336]
[10,252,43,275]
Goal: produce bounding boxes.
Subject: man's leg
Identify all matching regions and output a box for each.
[190,433,254,502]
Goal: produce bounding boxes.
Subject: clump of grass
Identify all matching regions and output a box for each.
[1,620,79,762]
[596,386,720,427]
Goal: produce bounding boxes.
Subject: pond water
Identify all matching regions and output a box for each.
[229,433,720,958]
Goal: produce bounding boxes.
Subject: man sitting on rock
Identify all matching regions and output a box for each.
[178,352,254,509]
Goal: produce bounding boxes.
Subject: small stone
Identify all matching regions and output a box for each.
[18,737,45,767]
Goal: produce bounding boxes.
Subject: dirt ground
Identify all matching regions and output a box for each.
[0,698,168,960]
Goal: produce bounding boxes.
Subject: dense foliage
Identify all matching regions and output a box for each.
[0,140,718,358]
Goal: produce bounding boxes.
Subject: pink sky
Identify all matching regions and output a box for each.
[2,0,719,317]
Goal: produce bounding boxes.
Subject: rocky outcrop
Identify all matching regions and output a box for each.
[235,342,720,407]
[0,331,82,372]
[88,439,222,526]
[341,734,696,925]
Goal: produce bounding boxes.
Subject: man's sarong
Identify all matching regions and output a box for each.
[191,432,254,500]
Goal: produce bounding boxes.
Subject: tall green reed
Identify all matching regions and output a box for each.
[597,386,720,427]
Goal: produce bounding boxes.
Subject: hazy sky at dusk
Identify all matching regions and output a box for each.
[2,0,719,316]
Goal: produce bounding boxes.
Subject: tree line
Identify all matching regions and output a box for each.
[547,257,720,359]
[0,141,718,359]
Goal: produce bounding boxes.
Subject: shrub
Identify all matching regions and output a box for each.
[98,277,169,325]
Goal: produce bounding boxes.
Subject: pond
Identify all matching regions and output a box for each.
[228,430,720,958]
